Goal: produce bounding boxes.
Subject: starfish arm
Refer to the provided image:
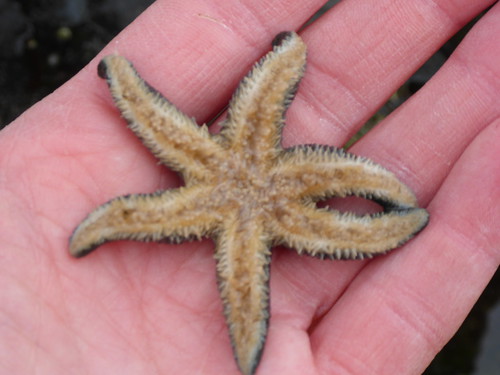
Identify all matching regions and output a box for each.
[270,202,429,259]
[220,31,306,163]
[98,56,224,182]
[69,186,219,257]
[214,213,271,375]
[275,145,421,208]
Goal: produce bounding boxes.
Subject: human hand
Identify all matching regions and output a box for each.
[0,1,498,374]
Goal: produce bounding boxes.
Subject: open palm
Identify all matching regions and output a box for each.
[0,1,498,374]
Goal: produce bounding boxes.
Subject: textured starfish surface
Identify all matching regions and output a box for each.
[70,32,429,375]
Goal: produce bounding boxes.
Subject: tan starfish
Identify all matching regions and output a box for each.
[70,31,429,375]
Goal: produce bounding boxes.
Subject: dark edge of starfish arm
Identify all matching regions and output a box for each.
[98,58,169,105]
[312,207,430,260]
[214,215,272,375]
[220,31,306,160]
[69,187,218,258]
[97,55,224,184]
[271,143,429,260]
[215,259,271,375]
[271,203,429,261]
[271,31,303,111]
[279,144,423,208]
[98,58,170,105]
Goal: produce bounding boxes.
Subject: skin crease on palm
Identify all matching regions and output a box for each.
[0,1,499,374]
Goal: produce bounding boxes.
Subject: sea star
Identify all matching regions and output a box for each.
[70,31,429,375]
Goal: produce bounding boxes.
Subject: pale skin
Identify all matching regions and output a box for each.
[0,1,499,375]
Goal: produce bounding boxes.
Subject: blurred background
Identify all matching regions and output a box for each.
[0,1,498,373]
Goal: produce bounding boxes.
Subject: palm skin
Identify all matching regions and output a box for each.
[0,1,498,374]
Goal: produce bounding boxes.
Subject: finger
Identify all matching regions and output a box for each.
[270,0,500,349]
[288,0,496,145]
[355,2,500,204]
[311,118,500,374]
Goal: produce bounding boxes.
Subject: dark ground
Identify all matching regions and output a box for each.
[0,1,498,373]
[0,0,155,126]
